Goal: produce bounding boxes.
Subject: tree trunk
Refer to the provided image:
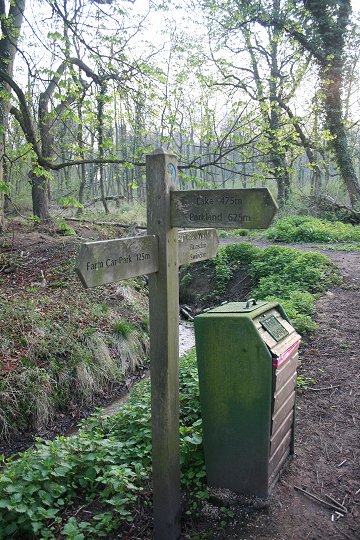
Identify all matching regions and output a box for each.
[97,84,109,214]
[323,66,360,206]
[0,101,9,229]
[277,97,322,198]
[0,0,25,231]
[0,126,7,229]
[271,154,290,208]
[0,178,5,232]
[244,11,291,209]
[32,81,56,221]
[306,0,360,206]
[268,2,290,207]
[31,171,50,221]
[76,102,86,213]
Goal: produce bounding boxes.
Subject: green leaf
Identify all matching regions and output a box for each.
[0,181,10,195]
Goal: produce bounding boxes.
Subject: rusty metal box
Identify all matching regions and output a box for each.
[194,300,300,497]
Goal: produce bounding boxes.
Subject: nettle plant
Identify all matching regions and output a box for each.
[0,352,207,538]
[265,216,360,243]
[209,243,339,334]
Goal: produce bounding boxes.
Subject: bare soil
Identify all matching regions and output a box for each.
[1,225,359,539]
[261,247,360,540]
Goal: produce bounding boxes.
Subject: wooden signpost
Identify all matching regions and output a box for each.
[75,148,278,540]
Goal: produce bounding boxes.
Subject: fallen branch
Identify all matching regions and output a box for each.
[294,486,347,514]
[307,195,360,224]
[325,494,347,514]
[64,217,147,230]
[82,195,125,208]
[307,385,341,392]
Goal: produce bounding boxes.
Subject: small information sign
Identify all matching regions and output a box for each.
[261,315,289,342]
[178,228,219,265]
[75,235,158,288]
[171,188,278,229]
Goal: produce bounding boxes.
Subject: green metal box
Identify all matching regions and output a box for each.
[194,300,300,497]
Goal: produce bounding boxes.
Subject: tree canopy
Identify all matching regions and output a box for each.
[0,0,359,228]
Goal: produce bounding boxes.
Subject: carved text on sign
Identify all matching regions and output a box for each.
[76,235,158,288]
[178,228,218,265]
[171,188,278,229]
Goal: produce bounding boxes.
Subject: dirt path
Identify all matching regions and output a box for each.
[212,247,360,540]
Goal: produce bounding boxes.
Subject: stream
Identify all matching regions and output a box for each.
[65,322,195,435]
[100,321,195,416]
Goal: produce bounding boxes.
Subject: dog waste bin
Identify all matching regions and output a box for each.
[194,300,300,498]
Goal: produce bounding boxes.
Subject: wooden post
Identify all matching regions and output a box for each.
[146,148,181,539]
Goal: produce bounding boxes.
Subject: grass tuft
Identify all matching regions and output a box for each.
[112,321,135,338]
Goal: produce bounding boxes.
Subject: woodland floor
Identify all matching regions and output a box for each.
[0,223,359,539]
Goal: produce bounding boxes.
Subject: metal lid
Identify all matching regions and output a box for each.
[207,300,268,313]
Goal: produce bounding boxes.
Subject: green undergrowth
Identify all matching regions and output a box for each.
[265,215,360,243]
[0,352,205,539]
[0,283,149,440]
[80,202,147,227]
[0,242,342,537]
[209,243,339,335]
[218,228,249,238]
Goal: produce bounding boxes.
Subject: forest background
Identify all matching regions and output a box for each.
[1,0,360,228]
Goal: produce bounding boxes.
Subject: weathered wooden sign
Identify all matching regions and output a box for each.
[178,228,218,265]
[75,229,218,289]
[75,235,158,288]
[171,188,277,229]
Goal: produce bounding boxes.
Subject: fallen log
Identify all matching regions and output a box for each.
[307,195,360,224]
[64,217,147,230]
[83,195,125,208]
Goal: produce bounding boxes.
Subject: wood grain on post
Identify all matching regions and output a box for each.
[146,148,181,540]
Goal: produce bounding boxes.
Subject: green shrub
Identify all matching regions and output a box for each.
[57,221,77,236]
[218,229,248,238]
[0,352,205,538]
[213,250,233,296]
[266,216,360,243]
[59,197,84,209]
[250,247,335,294]
[220,242,258,267]
[209,243,339,335]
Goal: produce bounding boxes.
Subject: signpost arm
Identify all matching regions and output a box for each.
[146,148,181,539]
